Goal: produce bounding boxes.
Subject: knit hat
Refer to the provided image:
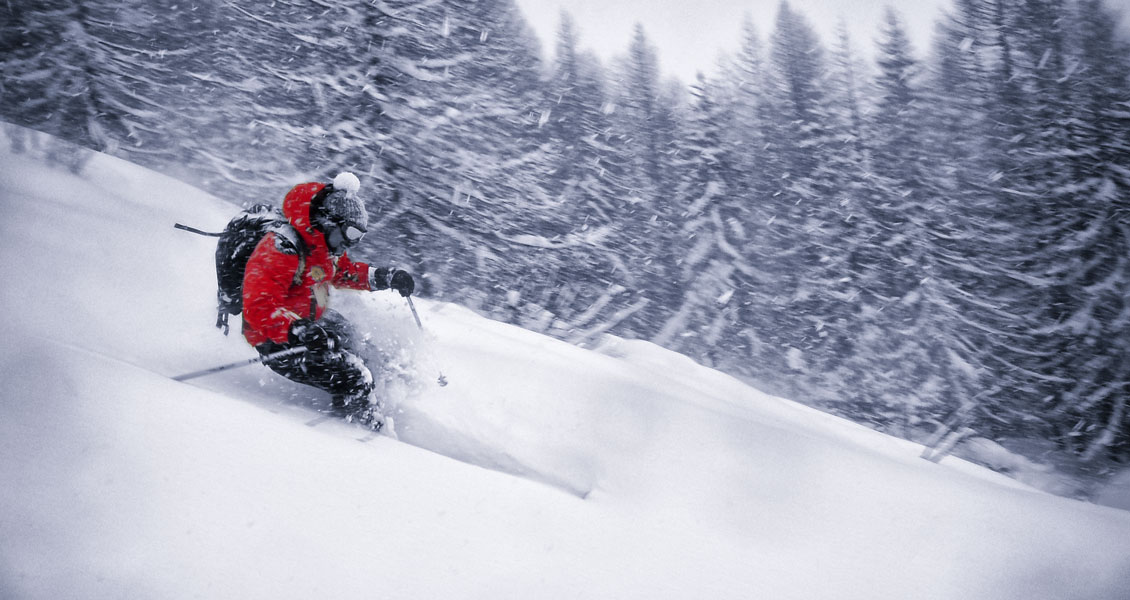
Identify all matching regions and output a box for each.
[319,172,367,232]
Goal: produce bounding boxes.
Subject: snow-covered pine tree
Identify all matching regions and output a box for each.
[652,74,743,366]
[359,0,551,308]
[461,0,611,331]
[912,4,1014,443]
[725,17,776,207]
[543,12,597,214]
[1027,0,1130,466]
[836,8,948,436]
[536,14,633,339]
[963,0,1084,445]
[750,1,846,397]
[713,17,786,381]
[613,25,664,202]
[914,0,1130,469]
[0,0,176,169]
[805,20,880,395]
[605,24,684,339]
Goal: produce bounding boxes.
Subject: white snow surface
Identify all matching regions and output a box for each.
[2,135,1130,599]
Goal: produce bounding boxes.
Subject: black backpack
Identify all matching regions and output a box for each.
[177,204,306,335]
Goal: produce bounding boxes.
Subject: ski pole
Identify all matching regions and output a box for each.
[405,296,448,387]
[406,295,424,329]
[172,346,306,382]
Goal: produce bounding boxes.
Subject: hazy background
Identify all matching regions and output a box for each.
[515,0,1130,81]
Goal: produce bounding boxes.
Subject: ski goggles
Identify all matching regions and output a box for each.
[324,218,367,246]
[341,222,366,243]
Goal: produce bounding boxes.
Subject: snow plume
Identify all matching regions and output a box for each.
[2,128,1130,600]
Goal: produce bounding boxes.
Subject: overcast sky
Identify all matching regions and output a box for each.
[513,0,1130,83]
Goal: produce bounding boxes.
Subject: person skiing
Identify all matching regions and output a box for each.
[241,172,415,424]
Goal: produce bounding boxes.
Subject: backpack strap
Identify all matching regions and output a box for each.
[269,222,309,288]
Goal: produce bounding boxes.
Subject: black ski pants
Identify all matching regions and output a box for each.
[255,310,374,406]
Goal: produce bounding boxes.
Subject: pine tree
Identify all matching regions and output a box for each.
[806,21,878,400]
[962,0,1080,443]
[725,16,775,203]
[873,8,924,188]
[837,7,946,435]
[356,0,552,311]
[716,17,784,380]
[653,74,743,365]
[1031,0,1130,464]
[751,1,846,395]
[914,3,1018,441]
[538,13,632,339]
[0,0,180,168]
[606,24,683,339]
[616,24,664,200]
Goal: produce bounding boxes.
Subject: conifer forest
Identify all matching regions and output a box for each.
[3,0,1129,487]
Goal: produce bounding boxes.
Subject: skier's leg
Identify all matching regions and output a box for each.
[303,347,375,408]
[312,313,375,407]
[257,341,374,407]
[319,309,363,353]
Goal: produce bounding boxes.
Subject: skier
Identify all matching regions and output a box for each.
[241,172,415,423]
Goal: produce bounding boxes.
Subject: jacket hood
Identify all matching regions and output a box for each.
[282,182,327,244]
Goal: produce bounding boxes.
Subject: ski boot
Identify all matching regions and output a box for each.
[331,393,384,432]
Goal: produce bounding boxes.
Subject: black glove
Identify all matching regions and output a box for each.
[388,269,415,297]
[288,319,340,352]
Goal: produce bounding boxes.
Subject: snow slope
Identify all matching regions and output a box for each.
[2,131,1130,600]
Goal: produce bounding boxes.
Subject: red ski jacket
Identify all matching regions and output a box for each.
[241,182,373,347]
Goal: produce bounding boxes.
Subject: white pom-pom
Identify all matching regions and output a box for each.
[333,172,361,195]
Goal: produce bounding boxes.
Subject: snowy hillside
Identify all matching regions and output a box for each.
[2,132,1130,600]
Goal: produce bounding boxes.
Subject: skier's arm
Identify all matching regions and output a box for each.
[332,252,373,291]
[242,235,304,344]
[334,254,413,296]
